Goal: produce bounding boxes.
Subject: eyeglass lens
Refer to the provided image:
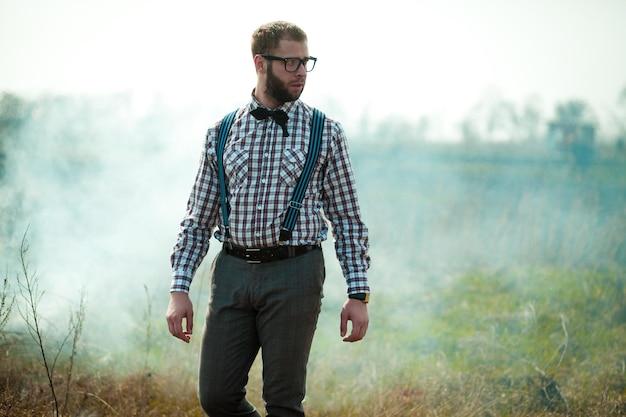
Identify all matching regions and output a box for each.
[285,58,315,72]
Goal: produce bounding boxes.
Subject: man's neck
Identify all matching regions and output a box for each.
[253,87,283,109]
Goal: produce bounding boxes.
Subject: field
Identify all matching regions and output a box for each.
[1,112,626,415]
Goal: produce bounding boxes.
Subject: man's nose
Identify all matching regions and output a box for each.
[295,62,308,75]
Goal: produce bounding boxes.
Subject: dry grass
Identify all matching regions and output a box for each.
[1,341,203,416]
[2,266,625,417]
[2,352,624,416]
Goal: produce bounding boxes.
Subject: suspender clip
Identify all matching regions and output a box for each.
[278,228,292,245]
[288,200,302,210]
[224,227,233,250]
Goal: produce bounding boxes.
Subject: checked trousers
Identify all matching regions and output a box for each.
[198,247,325,417]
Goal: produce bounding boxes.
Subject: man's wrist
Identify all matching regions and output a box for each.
[348,292,369,303]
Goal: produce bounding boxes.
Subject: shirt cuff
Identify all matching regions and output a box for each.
[170,273,192,294]
[346,272,370,295]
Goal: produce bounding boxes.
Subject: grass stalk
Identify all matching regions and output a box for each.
[143,284,152,373]
[14,229,88,417]
[0,271,14,336]
[15,230,60,416]
[62,289,86,415]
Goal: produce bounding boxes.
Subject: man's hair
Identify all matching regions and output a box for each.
[251,21,308,56]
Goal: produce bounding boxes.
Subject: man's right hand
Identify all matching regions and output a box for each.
[166,291,194,343]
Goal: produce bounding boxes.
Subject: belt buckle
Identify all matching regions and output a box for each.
[245,248,262,264]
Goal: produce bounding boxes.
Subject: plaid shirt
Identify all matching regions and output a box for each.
[170,96,370,295]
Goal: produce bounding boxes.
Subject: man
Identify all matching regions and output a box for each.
[166,21,370,417]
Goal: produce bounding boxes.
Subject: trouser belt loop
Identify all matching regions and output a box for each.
[287,246,295,258]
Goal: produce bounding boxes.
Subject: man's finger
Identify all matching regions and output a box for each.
[340,310,348,337]
[166,311,191,343]
[185,311,194,336]
[342,322,365,342]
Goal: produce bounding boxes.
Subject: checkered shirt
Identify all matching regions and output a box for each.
[170,97,370,295]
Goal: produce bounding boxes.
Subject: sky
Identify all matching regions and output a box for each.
[1,0,626,137]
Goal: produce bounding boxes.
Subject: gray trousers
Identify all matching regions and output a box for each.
[198,248,325,417]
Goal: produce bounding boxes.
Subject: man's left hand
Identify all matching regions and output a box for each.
[340,298,369,342]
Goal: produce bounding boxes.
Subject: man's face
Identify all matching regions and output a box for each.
[264,39,309,105]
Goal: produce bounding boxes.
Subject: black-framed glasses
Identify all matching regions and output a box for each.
[260,54,317,72]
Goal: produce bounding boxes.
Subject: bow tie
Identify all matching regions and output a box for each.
[250,107,290,137]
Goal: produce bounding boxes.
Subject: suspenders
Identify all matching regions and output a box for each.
[216,110,238,245]
[216,108,326,246]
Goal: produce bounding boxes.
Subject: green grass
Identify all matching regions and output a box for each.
[302,266,626,416]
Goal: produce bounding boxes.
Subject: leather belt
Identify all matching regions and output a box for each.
[223,243,321,264]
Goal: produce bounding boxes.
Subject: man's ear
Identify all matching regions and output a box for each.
[253,55,266,74]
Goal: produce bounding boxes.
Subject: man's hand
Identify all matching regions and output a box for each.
[340,298,369,342]
[166,291,194,343]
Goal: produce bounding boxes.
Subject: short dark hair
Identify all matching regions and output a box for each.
[251,21,308,56]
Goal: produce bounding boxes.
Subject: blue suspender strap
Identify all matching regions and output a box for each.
[279,108,326,244]
[216,110,238,247]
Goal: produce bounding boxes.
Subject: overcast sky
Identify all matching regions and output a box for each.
[1,0,625,137]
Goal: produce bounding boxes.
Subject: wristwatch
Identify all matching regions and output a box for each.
[348,292,370,303]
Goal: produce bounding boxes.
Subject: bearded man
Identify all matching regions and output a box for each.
[166,21,371,417]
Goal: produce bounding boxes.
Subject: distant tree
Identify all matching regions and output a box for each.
[553,99,596,126]
[549,99,597,174]
[614,85,626,150]
[460,117,481,144]
[0,93,32,136]
[516,96,544,142]
[460,90,543,142]
[459,96,491,143]
[486,99,517,141]
[0,93,33,178]
[471,89,512,141]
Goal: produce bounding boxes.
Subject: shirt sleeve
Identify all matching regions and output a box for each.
[322,122,371,295]
[169,129,222,293]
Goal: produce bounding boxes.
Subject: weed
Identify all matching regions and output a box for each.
[0,270,13,336]
[62,288,86,416]
[15,229,61,415]
[14,229,88,417]
[143,283,152,373]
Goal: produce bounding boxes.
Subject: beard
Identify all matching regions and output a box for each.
[265,63,304,104]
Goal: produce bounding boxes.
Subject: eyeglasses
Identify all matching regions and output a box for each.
[260,54,317,72]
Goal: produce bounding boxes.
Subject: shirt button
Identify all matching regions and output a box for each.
[257,204,263,210]
[255,232,261,237]
[261,179,267,184]
[264,152,269,157]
